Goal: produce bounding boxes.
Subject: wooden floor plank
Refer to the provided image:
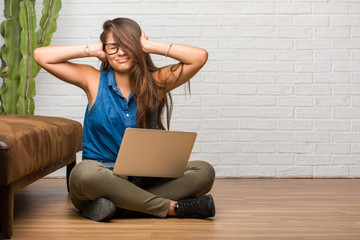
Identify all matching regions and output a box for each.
[7,178,360,239]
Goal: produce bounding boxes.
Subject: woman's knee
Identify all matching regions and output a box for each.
[188,160,216,192]
[192,160,215,178]
[69,160,103,189]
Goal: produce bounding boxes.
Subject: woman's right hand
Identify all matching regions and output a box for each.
[90,42,107,62]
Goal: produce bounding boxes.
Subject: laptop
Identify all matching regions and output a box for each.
[112,128,197,178]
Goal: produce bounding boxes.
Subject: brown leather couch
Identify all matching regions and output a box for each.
[0,115,83,239]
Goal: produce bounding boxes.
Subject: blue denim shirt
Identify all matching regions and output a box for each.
[82,68,137,163]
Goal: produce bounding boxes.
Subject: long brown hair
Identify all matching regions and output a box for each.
[100,18,185,130]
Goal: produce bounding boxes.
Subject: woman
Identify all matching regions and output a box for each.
[34,18,215,221]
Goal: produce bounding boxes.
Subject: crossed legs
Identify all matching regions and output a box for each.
[69,160,215,218]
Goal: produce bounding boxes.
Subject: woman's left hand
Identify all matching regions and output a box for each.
[140,32,150,54]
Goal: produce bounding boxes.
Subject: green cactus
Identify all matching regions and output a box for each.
[0,0,61,115]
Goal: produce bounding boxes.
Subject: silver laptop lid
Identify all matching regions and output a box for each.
[113,128,197,178]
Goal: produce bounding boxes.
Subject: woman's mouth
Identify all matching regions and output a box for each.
[116,58,129,63]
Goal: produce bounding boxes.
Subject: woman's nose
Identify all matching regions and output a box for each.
[117,48,125,56]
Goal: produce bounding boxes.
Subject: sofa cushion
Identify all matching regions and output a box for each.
[0,115,82,185]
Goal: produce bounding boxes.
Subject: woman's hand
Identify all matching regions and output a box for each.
[140,32,150,54]
[89,41,107,62]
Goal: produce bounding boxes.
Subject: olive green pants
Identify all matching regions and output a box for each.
[69,160,215,218]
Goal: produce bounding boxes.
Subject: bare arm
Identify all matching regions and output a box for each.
[33,43,106,91]
[141,33,208,92]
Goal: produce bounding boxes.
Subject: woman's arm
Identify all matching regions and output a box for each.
[141,32,208,91]
[33,42,105,91]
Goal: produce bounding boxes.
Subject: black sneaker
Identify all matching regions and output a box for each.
[81,198,116,222]
[174,194,215,219]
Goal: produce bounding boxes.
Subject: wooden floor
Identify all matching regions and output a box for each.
[7,178,360,240]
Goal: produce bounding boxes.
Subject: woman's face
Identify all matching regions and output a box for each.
[104,32,134,73]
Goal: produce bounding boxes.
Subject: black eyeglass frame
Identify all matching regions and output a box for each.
[103,43,120,55]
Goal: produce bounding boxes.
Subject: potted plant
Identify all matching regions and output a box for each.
[0,0,61,114]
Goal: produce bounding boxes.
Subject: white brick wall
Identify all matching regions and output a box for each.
[1,0,359,178]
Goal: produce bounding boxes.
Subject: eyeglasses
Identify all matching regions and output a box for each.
[103,43,121,55]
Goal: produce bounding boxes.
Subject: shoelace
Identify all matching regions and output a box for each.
[177,199,202,216]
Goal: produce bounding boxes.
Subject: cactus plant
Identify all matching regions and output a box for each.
[0,0,61,115]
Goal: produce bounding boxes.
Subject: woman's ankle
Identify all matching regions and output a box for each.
[167,200,177,216]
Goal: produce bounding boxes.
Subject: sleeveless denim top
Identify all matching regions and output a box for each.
[82,68,137,163]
